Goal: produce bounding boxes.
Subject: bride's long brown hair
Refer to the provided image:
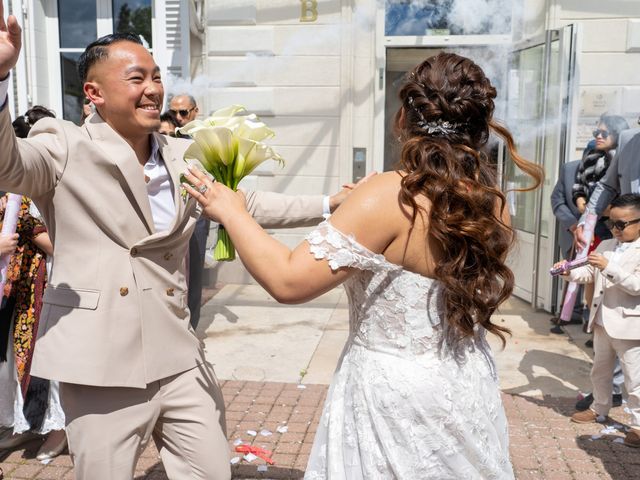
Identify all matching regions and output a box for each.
[395,53,543,349]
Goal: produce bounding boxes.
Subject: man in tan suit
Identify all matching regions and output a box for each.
[561,194,640,448]
[0,13,345,479]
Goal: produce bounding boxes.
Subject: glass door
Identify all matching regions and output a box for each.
[503,25,576,311]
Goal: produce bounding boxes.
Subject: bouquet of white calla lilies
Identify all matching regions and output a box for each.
[179,105,284,261]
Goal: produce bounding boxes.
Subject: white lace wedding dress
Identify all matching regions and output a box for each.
[304,222,513,480]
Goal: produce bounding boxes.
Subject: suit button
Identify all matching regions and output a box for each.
[120,287,129,296]
[163,252,173,261]
[593,303,598,308]
[131,247,139,256]
[166,288,174,296]
[600,291,604,294]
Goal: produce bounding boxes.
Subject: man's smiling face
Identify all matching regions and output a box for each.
[85,41,163,138]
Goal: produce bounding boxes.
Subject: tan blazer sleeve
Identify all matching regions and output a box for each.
[242,190,324,229]
[0,104,66,197]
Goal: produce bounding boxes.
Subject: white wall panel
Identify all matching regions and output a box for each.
[579,52,640,85]
[266,116,340,146]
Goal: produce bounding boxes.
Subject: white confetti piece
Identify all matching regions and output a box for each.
[257,465,269,472]
[596,415,606,422]
[591,434,603,440]
[624,407,632,414]
[233,438,243,446]
[601,426,617,434]
[39,458,52,465]
[230,456,241,464]
[613,437,625,444]
[247,430,257,437]
[276,425,289,433]
[259,429,272,437]
[297,384,307,389]
[244,453,258,462]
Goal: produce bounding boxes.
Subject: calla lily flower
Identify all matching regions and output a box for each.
[180,105,285,261]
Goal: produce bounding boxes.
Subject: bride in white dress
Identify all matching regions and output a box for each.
[185,52,542,479]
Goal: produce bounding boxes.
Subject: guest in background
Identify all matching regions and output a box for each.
[0,106,66,461]
[170,93,209,330]
[159,110,179,137]
[573,114,629,242]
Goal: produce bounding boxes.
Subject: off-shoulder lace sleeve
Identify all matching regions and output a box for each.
[306,221,397,273]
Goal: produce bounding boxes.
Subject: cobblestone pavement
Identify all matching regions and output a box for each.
[1,380,639,479]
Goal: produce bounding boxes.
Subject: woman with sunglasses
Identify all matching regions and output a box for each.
[572,114,629,241]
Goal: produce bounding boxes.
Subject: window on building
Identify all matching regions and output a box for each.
[384,0,512,36]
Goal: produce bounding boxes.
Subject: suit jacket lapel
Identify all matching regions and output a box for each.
[84,114,156,235]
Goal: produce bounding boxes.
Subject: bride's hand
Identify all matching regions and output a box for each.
[182,166,247,224]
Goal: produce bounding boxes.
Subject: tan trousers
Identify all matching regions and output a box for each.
[592,324,640,429]
[60,362,231,480]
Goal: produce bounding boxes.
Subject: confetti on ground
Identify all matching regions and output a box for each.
[624,407,632,414]
[276,425,288,433]
[257,465,269,472]
[591,434,603,440]
[601,426,618,434]
[297,384,307,389]
[259,429,272,437]
[233,438,243,446]
[244,453,258,462]
[247,430,257,436]
[613,438,625,444]
[230,456,241,465]
[596,415,606,422]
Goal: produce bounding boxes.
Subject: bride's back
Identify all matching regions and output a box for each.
[330,52,542,350]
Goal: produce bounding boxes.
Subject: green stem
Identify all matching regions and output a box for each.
[214,225,235,261]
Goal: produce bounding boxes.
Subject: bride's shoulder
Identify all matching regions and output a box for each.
[333,171,406,224]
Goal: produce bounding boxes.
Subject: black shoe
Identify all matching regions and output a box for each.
[550,316,560,325]
[567,316,584,325]
[613,394,623,408]
[576,393,594,411]
[576,393,623,411]
[550,325,564,334]
[585,339,594,348]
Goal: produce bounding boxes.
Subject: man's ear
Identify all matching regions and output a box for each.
[84,82,104,108]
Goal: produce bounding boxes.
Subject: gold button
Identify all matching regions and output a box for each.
[163,252,173,261]
[166,288,174,296]
[120,287,129,296]
[131,247,139,256]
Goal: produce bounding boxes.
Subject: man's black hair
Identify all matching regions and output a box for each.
[77,33,143,84]
[610,193,640,211]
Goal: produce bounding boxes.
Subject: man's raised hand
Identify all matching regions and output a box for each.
[0,3,21,80]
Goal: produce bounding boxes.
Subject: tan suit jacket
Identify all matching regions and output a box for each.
[568,238,640,340]
[0,106,324,387]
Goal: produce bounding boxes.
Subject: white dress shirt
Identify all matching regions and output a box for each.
[144,136,176,233]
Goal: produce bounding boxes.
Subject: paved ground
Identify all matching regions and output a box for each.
[1,286,638,479]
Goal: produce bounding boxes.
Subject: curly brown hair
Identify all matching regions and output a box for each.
[394,52,543,349]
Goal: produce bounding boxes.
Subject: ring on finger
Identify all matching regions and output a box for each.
[197,184,208,195]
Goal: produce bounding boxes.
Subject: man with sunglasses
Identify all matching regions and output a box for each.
[168,93,209,329]
[560,193,640,447]
[169,93,199,126]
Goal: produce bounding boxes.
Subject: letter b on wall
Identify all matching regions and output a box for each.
[300,0,318,22]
